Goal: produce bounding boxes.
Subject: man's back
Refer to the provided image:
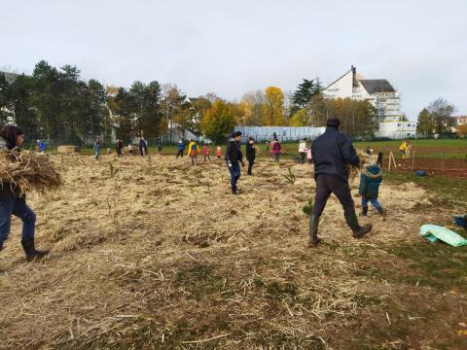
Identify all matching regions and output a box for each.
[312,127,359,180]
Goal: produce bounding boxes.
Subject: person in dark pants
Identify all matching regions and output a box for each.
[246,137,256,175]
[116,139,123,157]
[225,131,245,194]
[0,126,49,261]
[139,137,148,156]
[309,118,372,246]
[176,138,185,158]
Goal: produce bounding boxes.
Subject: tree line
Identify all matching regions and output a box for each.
[1,61,386,145]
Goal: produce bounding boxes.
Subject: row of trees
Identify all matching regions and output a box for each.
[1,61,409,145]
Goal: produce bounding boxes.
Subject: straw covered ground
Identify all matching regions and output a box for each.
[0,154,466,349]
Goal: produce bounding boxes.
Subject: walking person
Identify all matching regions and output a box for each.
[246,137,256,175]
[128,143,134,156]
[225,131,245,194]
[307,147,313,164]
[298,138,307,164]
[203,143,212,163]
[271,137,281,163]
[139,137,148,156]
[94,138,102,160]
[309,118,372,246]
[359,155,386,218]
[398,140,408,159]
[216,145,222,159]
[36,139,46,153]
[176,138,185,158]
[116,139,123,157]
[187,139,201,165]
[0,126,49,261]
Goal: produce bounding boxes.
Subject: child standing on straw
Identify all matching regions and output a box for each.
[359,155,385,218]
[187,139,201,165]
[94,138,102,160]
[203,143,211,163]
[0,126,49,261]
[216,145,222,159]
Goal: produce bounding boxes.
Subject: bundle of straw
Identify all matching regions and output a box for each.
[0,151,62,194]
[348,150,373,182]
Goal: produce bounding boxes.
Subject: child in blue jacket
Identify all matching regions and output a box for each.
[359,158,385,217]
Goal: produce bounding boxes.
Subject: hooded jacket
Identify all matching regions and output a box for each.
[246,141,256,160]
[225,138,243,163]
[359,165,383,199]
[311,127,360,180]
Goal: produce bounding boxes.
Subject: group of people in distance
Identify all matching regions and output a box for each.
[94,136,149,160]
[0,117,388,262]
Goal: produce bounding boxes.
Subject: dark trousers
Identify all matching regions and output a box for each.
[228,161,241,188]
[0,196,36,249]
[247,158,255,174]
[176,150,184,158]
[312,174,355,216]
[299,152,306,164]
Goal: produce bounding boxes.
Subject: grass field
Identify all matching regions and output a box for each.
[0,154,466,349]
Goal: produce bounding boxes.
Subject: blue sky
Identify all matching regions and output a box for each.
[1,0,466,120]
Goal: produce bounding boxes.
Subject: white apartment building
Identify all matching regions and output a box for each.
[323,66,416,139]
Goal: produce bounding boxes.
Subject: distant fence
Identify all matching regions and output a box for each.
[234,126,326,143]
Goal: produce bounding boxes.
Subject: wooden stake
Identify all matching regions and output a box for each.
[411,150,416,172]
[388,151,392,171]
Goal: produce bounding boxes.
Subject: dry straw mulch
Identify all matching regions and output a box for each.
[0,154,455,349]
[0,150,62,194]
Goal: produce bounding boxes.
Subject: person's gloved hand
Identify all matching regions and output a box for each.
[227,161,232,168]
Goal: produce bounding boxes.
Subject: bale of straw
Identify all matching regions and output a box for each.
[348,150,374,182]
[57,145,80,154]
[0,151,62,194]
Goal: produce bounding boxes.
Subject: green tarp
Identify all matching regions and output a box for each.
[420,224,467,247]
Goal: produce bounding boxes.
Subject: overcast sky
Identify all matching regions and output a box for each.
[1,0,466,120]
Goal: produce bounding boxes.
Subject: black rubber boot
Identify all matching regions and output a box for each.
[21,239,49,262]
[361,206,368,216]
[344,212,372,239]
[231,186,238,195]
[376,207,387,220]
[308,214,321,247]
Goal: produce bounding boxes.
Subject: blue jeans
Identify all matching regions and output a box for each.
[361,196,382,210]
[228,161,241,188]
[0,196,36,249]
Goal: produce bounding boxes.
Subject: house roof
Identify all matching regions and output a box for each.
[323,68,352,91]
[359,79,395,94]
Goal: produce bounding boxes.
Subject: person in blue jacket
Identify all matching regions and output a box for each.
[37,139,46,153]
[94,138,102,160]
[359,156,385,218]
[176,138,185,158]
[309,118,372,246]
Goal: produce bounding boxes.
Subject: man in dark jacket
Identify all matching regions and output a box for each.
[309,118,372,246]
[225,131,245,194]
[245,137,256,175]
